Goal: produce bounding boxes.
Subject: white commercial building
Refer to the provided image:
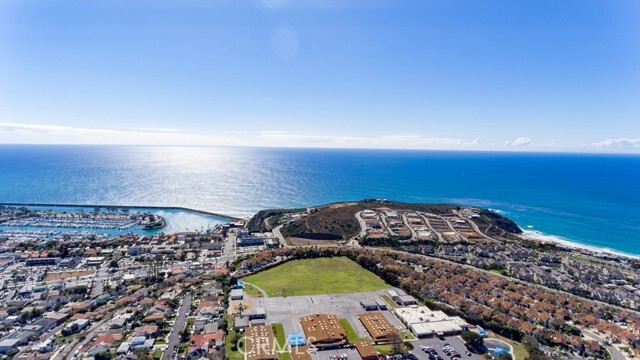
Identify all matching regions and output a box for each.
[410,321,462,337]
[230,288,244,300]
[394,306,468,338]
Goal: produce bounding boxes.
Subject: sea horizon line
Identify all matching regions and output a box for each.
[1,143,639,156]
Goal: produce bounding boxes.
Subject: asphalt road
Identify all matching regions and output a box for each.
[218,233,237,268]
[243,281,268,298]
[91,267,107,298]
[55,316,111,360]
[273,225,288,248]
[354,211,367,239]
[15,323,65,358]
[581,328,626,360]
[162,292,193,360]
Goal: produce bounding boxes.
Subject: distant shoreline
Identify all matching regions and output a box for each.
[521,229,640,260]
[0,202,243,222]
[2,201,638,259]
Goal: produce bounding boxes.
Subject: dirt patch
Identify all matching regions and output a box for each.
[45,270,94,281]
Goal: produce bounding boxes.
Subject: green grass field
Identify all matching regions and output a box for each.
[374,344,395,355]
[244,257,390,297]
[382,295,397,308]
[489,334,529,360]
[340,319,365,342]
[273,323,293,360]
[244,283,264,298]
[400,330,416,341]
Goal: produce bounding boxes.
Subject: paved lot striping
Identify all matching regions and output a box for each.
[410,337,484,360]
[247,289,484,360]
[312,347,361,360]
[250,289,394,338]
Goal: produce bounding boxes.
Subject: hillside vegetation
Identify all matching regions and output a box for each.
[249,199,522,241]
[281,200,461,240]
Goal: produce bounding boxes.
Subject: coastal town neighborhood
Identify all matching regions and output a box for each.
[0,202,638,360]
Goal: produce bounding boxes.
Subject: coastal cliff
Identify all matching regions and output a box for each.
[249,199,522,241]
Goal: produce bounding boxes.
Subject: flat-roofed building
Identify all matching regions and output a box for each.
[449,317,469,331]
[375,298,388,310]
[237,237,265,247]
[394,307,449,325]
[230,289,244,300]
[353,340,378,360]
[0,339,20,354]
[243,308,267,320]
[245,325,277,360]
[234,316,250,332]
[357,312,400,344]
[394,306,467,338]
[85,257,105,267]
[300,314,347,348]
[395,295,418,306]
[360,300,378,311]
[25,257,60,266]
[410,321,462,338]
[43,311,71,325]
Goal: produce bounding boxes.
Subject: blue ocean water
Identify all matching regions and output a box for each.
[0,145,638,255]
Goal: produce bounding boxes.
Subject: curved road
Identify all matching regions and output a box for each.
[273,225,289,248]
[581,328,626,360]
[354,211,367,240]
[243,282,269,298]
[419,213,443,242]
[401,214,417,240]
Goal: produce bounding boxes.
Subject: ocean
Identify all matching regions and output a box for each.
[0,145,638,255]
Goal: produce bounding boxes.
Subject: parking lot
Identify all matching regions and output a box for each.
[409,337,484,360]
[249,289,392,336]
[245,290,488,360]
[311,347,361,360]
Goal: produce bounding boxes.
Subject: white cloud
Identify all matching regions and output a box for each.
[129,127,181,133]
[0,123,485,149]
[271,24,299,61]
[592,138,640,149]
[504,137,531,146]
[257,131,481,149]
[0,122,229,145]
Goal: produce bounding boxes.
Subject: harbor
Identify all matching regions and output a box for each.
[0,203,234,239]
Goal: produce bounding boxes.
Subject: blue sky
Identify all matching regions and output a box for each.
[0,0,639,152]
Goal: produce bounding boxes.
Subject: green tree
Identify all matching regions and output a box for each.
[95,352,112,360]
[521,335,539,350]
[180,326,191,342]
[461,331,484,347]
